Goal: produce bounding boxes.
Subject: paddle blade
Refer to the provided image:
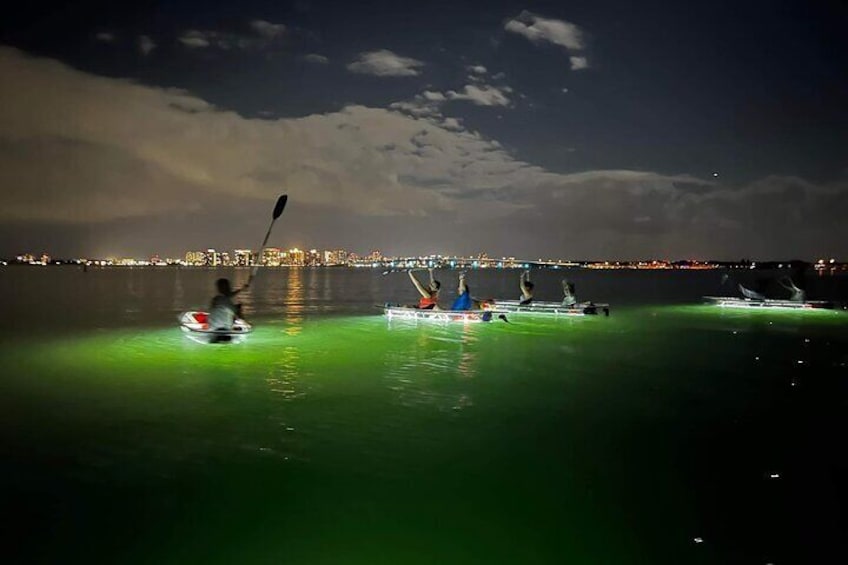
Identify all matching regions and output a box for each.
[272,194,288,219]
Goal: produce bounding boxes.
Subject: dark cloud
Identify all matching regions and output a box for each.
[0,46,846,260]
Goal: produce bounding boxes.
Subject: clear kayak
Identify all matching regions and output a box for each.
[383,304,503,323]
[179,311,253,344]
[703,296,837,310]
[484,300,610,316]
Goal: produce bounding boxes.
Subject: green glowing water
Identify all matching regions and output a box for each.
[2,269,847,563]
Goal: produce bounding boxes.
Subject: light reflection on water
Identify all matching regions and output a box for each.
[380,320,483,412]
[265,345,305,402]
[282,268,305,335]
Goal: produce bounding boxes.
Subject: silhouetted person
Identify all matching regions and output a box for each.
[562,279,577,307]
[519,270,534,305]
[209,278,248,329]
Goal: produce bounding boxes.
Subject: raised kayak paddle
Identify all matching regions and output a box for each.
[249,194,288,284]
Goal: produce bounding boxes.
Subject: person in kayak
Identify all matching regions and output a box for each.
[451,272,473,311]
[209,278,248,330]
[519,270,534,305]
[780,261,809,302]
[778,276,806,302]
[409,269,441,309]
[562,279,577,307]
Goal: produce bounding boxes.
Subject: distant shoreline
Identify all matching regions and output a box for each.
[2,261,844,272]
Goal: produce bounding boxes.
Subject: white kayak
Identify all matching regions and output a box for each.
[179,311,253,344]
[383,304,503,323]
[484,300,610,316]
[703,296,836,310]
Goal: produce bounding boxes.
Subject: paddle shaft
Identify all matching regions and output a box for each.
[250,220,277,281]
[382,268,428,276]
[249,195,288,284]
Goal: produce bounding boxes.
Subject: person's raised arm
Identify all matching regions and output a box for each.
[409,270,429,298]
[457,273,467,295]
[231,281,250,296]
[520,270,532,299]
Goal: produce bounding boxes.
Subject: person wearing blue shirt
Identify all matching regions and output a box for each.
[450,272,472,311]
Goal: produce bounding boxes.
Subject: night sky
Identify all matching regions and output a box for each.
[1,0,846,259]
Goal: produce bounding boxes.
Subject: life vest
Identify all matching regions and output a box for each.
[418,295,438,309]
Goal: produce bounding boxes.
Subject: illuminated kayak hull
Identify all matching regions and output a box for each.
[383,305,500,323]
[484,300,610,316]
[179,311,253,344]
[703,297,836,310]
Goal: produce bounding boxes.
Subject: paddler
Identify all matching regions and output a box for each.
[562,279,577,307]
[519,270,534,305]
[451,272,473,311]
[209,278,249,330]
[409,269,441,309]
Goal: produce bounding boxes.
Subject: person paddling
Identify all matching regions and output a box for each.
[209,278,248,330]
[451,272,473,311]
[519,270,534,305]
[409,269,441,309]
[778,276,806,302]
[562,279,577,307]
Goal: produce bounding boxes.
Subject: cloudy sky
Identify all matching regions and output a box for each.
[1,0,846,259]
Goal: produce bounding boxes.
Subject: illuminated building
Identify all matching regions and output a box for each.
[262,248,281,267]
[288,248,305,266]
[233,249,253,267]
[205,249,220,267]
[185,251,206,266]
[307,249,321,266]
[323,249,350,265]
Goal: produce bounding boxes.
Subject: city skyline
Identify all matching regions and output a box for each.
[7,246,842,269]
[1,1,846,259]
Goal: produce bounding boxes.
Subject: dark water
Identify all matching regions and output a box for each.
[1,266,846,563]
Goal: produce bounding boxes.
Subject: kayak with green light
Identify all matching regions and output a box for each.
[383,304,506,323]
[179,311,253,344]
[703,296,837,310]
[485,300,610,316]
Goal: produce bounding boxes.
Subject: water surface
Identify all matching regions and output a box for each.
[1,267,846,563]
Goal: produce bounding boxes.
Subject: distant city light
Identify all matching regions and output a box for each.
[3,249,843,272]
